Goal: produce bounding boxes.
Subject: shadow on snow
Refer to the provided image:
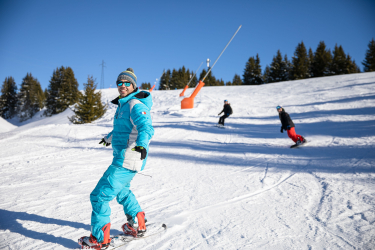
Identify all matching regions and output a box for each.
[0,209,122,249]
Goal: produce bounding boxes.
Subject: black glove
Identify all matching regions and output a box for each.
[132,146,147,160]
[99,138,111,147]
[280,127,283,133]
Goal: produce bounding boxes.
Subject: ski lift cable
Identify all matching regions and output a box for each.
[202,25,242,82]
[187,61,203,87]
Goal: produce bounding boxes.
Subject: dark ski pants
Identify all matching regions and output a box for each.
[219,114,229,125]
[287,127,303,143]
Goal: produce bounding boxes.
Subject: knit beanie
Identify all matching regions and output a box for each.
[117,68,137,88]
[276,105,284,112]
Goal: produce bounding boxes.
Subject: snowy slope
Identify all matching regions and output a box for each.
[0,72,375,250]
[0,117,17,133]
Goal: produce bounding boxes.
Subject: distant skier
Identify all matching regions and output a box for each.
[217,100,232,127]
[79,68,154,249]
[277,105,306,147]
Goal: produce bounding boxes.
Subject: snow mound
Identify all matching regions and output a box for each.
[0,117,17,133]
[23,108,74,127]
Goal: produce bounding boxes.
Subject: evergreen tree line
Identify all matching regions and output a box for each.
[0,66,106,124]
[140,82,152,89]
[155,38,375,88]
[243,39,375,85]
[1,39,374,120]
[158,66,227,90]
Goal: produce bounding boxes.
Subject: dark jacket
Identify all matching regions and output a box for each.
[279,109,295,131]
[219,104,232,116]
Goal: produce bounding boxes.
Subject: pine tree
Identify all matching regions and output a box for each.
[44,66,79,116]
[346,55,361,74]
[243,54,263,85]
[189,70,198,87]
[44,88,48,100]
[308,48,314,78]
[199,69,218,86]
[226,81,232,86]
[311,41,332,77]
[269,50,290,83]
[232,74,243,85]
[179,66,190,88]
[159,69,171,90]
[243,56,256,84]
[281,54,292,80]
[170,69,180,89]
[362,38,375,72]
[158,66,203,90]
[263,65,271,84]
[17,73,45,121]
[44,67,61,116]
[291,41,310,80]
[330,44,348,75]
[141,82,151,89]
[69,76,107,124]
[0,76,18,119]
[217,79,225,86]
[59,67,79,110]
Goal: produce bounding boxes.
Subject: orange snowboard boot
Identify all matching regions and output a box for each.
[78,223,111,249]
[122,212,146,237]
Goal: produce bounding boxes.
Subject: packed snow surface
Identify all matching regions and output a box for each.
[1,72,375,249]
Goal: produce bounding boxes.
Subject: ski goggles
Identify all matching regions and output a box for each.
[116,81,132,87]
[276,106,282,110]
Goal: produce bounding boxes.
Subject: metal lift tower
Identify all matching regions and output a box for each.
[100,60,106,89]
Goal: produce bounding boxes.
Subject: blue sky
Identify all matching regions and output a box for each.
[1,0,374,91]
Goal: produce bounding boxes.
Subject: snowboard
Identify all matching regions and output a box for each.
[290,140,308,148]
[108,224,167,249]
[79,223,167,249]
[215,124,225,129]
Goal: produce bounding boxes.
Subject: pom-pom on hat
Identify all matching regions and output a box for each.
[117,68,137,88]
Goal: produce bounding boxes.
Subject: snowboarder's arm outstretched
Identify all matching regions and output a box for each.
[99,131,113,146]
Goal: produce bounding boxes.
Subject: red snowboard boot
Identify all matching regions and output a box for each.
[122,212,146,237]
[78,223,111,249]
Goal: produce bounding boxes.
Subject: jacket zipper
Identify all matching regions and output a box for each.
[116,102,121,119]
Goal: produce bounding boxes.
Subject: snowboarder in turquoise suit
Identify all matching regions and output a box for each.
[79,68,154,249]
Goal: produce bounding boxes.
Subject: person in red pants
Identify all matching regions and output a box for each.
[277,105,306,145]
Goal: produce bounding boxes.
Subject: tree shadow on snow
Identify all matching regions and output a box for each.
[150,104,375,174]
[292,94,375,108]
[154,104,375,139]
[149,141,375,174]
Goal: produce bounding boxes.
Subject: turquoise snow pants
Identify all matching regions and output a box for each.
[90,165,141,242]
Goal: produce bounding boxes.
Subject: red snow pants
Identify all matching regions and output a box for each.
[287,127,303,143]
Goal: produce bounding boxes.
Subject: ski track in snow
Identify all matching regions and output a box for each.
[1,73,375,249]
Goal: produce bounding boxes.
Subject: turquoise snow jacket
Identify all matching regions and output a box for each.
[104,89,154,171]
